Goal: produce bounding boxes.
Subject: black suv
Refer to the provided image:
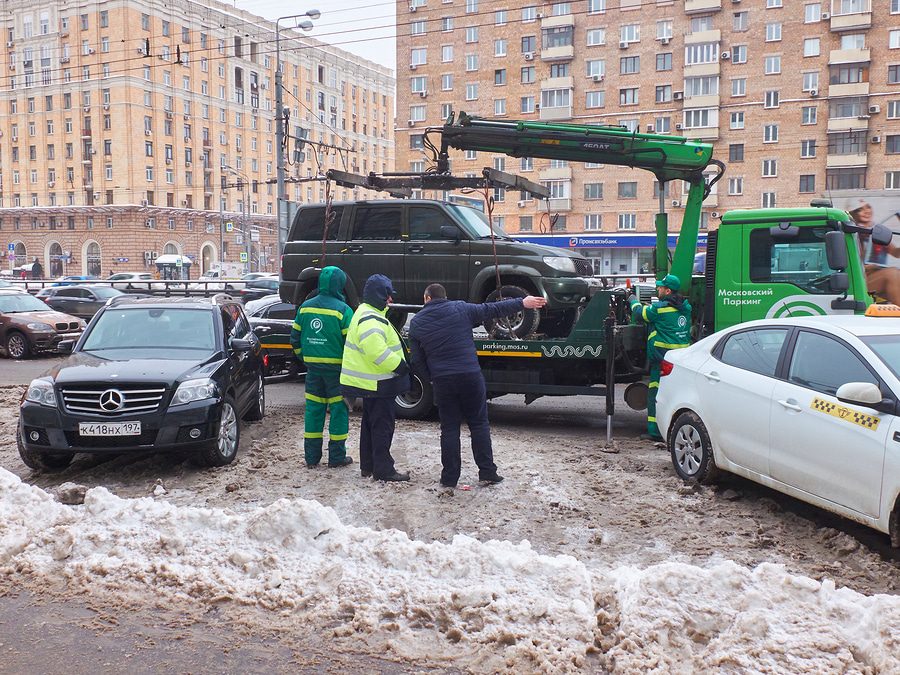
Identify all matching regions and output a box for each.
[280,200,597,337]
[17,296,265,470]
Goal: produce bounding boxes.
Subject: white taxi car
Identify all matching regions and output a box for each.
[656,306,900,547]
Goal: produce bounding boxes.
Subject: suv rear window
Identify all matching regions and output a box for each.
[288,206,343,241]
[349,206,402,240]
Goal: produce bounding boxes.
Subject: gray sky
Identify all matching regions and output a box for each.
[238,0,397,72]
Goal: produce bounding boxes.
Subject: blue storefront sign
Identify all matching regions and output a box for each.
[513,233,708,249]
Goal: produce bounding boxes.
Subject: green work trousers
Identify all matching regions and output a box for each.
[304,368,349,465]
[646,347,669,441]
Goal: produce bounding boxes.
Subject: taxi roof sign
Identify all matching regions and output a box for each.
[864,304,900,317]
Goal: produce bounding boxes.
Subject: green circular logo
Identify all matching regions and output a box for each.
[772,300,828,319]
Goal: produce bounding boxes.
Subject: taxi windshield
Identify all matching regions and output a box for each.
[861,335,900,380]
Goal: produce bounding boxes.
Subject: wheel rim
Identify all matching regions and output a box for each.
[396,375,423,410]
[217,403,238,457]
[8,334,25,358]
[257,375,265,415]
[673,424,703,476]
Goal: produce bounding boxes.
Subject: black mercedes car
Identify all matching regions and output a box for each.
[18,295,265,470]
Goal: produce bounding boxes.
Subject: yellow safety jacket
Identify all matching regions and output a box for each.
[340,303,408,396]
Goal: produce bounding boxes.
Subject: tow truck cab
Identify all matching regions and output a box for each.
[697,207,871,334]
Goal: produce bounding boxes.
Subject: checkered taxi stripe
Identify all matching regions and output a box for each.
[810,397,880,431]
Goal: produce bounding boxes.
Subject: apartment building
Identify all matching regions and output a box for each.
[0,0,394,278]
[396,0,900,274]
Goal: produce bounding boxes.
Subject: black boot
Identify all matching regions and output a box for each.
[378,471,410,482]
[328,457,354,468]
[479,472,504,485]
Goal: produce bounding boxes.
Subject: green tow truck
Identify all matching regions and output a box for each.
[390,114,893,419]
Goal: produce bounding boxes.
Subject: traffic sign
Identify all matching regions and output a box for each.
[7,243,14,252]
[225,221,234,232]
[239,252,248,263]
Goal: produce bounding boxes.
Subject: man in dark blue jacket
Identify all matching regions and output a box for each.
[409,283,547,488]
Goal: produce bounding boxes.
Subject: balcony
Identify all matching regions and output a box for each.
[685,29,720,45]
[827,117,869,132]
[683,62,720,77]
[830,8,872,32]
[81,128,92,138]
[826,153,867,168]
[828,81,869,97]
[828,48,871,65]
[539,105,573,121]
[682,126,720,141]
[540,45,574,62]
[684,0,721,13]
[540,76,574,90]
[540,14,575,29]
[539,166,573,181]
[547,198,572,211]
[683,94,720,109]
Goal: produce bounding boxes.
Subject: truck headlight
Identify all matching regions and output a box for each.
[542,256,577,274]
[26,322,53,331]
[170,378,218,406]
[25,379,57,407]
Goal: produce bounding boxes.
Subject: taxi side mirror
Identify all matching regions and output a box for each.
[836,382,895,414]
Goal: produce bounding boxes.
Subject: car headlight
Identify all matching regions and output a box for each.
[78,319,87,329]
[26,322,53,331]
[170,378,218,406]
[25,379,57,407]
[542,256,577,274]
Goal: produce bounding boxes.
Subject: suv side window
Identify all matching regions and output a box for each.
[266,303,296,320]
[409,207,457,240]
[350,206,402,240]
[57,288,83,297]
[748,227,835,294]
[288,206,343,241]
[788,330,878,396]
[718,328,789,377]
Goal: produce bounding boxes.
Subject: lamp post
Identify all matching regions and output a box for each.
[275,10,319,263]
[225,165,252,274]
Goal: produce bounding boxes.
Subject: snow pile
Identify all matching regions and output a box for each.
[603,562,900,672]
[2,467,899,673]
[0,468,595,672]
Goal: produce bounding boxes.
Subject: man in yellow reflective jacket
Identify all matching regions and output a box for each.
[290,266,354,468]
[340,274,411,482]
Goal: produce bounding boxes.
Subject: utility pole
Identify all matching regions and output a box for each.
[275,11,319,262]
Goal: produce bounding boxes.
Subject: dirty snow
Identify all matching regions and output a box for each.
[2,467,898,673]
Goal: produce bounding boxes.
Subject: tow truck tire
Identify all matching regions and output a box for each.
[667,411,719,485]
[17,430,73,471]
[395,371,434,419]
[483,285,540,339]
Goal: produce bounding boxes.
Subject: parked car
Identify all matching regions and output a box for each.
[656,311,900,547]
[40,285,126,319]
[245,294,303,377]
[106,272,162,291]
[280,200,600,337]
[17,295,265,471]
[238,277,280,303]
[0,289,85,359]
[52,275,99,287]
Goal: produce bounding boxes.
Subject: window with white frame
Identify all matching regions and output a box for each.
[541,88,571,109]
[588,0,606,13]
[802,72,819,91]
[762,192,776,208]
[888,100,900,118]
[657,20,673,40]
[411,48,427,66]
[732,78,746,96]
[465,27,478,43]
[764,90,780,108]
[805,3,822,21]
[801,139,817,157]
[584,183,603,200]
[495,10,507,25]
[411,76,426,93]
[733,11,749,31]
[586,59,605,77]
[886,171,900,189]
[764,124,779,142]
[465,83,478,100]
[802,106,818,124]
[466,54,478,71]
[804,38,820,56]
[766,22,782,41]
[465,0,478,12]
[620,88,638,105]
[521,95,536,112]
[544,180,571,199]
[684,108,715,128]
[655,116,671,133]
[494,98,506,115]
[441,45,453,62]
[617,213,636,230]
[441,17,453,31]
[767,0,783,7]
[732,45,748,63]
[764,55,781,74]
[522,6,537,21]
[728,177,743,195]
[841,33,866,49]
[520,157,533,171]
[656,85,672,103]
[730,111,745,129]
[893,0,900,13]
[890,29,900,49]
[620,24,640,44]
[685,43,718,65]
[762,159,778,177]
[410,21,425,36]
[584,214,602,230]
[587,28,606,46]
[586,91,605,108]
[495,39,507,56]
[685,75,718,97]
[441,73,453,90]
[409,105,426,122]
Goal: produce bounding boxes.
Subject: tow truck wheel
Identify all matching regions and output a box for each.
[483,285,540,339]
[395,371,434,419]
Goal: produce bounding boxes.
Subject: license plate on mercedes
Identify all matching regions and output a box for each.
[79,421,141,436]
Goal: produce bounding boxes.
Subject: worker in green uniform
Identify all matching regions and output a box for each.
[628,274,692,442]
[290,266,355,468]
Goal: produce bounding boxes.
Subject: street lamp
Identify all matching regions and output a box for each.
[275,10,319,264]
[224,165,252,273]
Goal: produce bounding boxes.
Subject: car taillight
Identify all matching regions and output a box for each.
[262,354,269,368]
[660,359,674,377]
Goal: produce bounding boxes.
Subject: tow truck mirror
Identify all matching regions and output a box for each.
[770,223,800,240]
[440,225,461,242]
[829,272,849,293]
[825,230,848,271]
[872,223,894,247]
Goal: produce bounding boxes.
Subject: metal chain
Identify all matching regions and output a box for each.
[482,185,519,340]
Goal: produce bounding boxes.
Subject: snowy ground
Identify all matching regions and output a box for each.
[1,383,898,672]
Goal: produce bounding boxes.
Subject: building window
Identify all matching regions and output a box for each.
[587,29,606,46]
[801,139,817,158]
[519,216,533,232]
[802,106,818,125]
[764,124,779,143]
[762,192,776,208]
[521,96,536,113]
[588,0,606,13]
[620,56,640,75]
[685,43,718,65]
[731,78,746,96]
[466,54,478,71]
[618,182,637,199]
[619,88,638,105]
[620,24,640,44]
[584,183,603,200]
[683,108,714,128]
[656,85,672,103]
[802,72,820,92]
[617,213,636,231]
[804,38,820,56]
[410,21,426,36]
[521,66,536,84]
[729,144,744,162]
[655,117,671,133]
[799,175,816,193]
[495,39,507,56]
[886,171,900,189]
[494,68,506,85]
[494,98,506,116]
[465,83,478,100]
[805,3,822,22]
[765,22,782,41]
[728,177,743,195]
[887,135,900,154]
[465,27,478,43]
[828,130,868,155]
[733,11,749,31]
[541,88,571,109]
[890,65,900,84]
[764,56,782,75]
[826,168,866,190]
[762,159,778,177]
[441,74,453,90]
[656,53,672,71]
[731,45,748,64]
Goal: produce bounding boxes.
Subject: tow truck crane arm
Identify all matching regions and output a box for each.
[436,112,724,292]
